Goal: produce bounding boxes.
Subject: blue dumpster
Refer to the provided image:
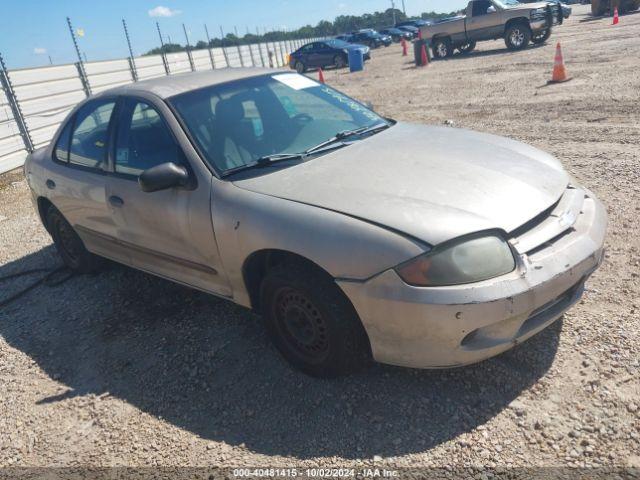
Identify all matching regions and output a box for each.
[348,48,364,72]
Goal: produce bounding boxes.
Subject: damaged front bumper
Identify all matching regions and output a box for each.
[338,186,607,369]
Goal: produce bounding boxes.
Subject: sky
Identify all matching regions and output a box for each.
[0,0,469,69]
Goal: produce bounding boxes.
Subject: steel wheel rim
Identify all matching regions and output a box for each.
[511,29,525,46]
[437,43,448,57]
[273,287,329,363]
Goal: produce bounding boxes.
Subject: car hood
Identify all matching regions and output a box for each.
[233,123,568,246]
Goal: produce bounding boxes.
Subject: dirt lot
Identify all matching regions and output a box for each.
[1,4,639,474]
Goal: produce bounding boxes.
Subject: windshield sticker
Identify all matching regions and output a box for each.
[320,86,380,122]
[272,73,319,90]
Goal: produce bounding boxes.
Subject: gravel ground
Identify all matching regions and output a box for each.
[1,4,638,475]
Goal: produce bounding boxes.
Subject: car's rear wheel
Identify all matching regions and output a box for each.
[457,41,477,54]
[532,28,552,44]
[260,261,371,378]
[432,38,453,59]
[295,61,306,74]
[334,54,347,69]
[505,23,531,50]
[47,206,104,273]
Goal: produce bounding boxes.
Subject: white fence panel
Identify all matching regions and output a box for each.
[192,49,213,71]
[166,52,192,74]
[135,55,166,80]
[9,64,79,86]
[212,48,228,68]
[85,59,130,76]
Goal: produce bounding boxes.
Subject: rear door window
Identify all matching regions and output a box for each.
[54,120,73,162]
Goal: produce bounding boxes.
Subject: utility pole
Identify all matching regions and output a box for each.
[402,0,406,15]
[391,0,397,25]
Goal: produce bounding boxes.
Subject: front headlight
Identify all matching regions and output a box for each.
[395,233,516,287]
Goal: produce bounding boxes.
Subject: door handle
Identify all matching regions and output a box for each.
[109,195,124,207]
[46,179,56,190]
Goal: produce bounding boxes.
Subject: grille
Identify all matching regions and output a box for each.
[509,186,586,255]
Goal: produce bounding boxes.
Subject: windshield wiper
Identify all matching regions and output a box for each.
[305,123,391,154]
[222,123,391,177]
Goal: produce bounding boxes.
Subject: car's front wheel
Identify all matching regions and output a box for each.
[47,206,104,273]
[260,261,371,378]
[505,23,531,50]
[334,54,347,69]
[295,61,306,74]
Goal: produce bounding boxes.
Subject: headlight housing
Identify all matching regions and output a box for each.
[395,233,516,287]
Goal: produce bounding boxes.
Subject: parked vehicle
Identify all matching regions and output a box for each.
[348,31,392,48]
[289,40,370,73]
[25,69,606,378]
[334,34,352,42]
[357,29,394,45]
[397,25,420,38]
[396,19,432,28]
[379,27,413,42]
[421,0,564,58]
[591,0,640,14]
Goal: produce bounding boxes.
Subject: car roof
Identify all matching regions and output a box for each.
[94,67,287,100]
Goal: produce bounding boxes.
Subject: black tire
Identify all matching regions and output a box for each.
[432,37,453,59]
[457,41,477,54]
[260,261,371,378]
[531,28,552,45]
[334,54,347,69]
[505,23,531,50]
[295,61,306,74]
[47,206,104,274]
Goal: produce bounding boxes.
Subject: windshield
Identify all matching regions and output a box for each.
[170,74,389,174]
[493,0,521,7]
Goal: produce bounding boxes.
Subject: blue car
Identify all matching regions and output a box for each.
[289,40,370,73]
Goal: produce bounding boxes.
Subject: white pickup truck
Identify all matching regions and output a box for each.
[420,0,564,58]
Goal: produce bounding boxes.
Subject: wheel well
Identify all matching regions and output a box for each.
[37,197,55,233]
[431,34,451,44]
[242,250,335,312]
[505,17,531,32]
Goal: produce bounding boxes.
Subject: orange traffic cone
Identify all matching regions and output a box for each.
[549,42,570,83]
[420,44,429,67]
[318,67,325,84]
[613,7,619,24]
[401,38,408,56]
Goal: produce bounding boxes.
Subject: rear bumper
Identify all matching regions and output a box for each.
[338,190,607,369]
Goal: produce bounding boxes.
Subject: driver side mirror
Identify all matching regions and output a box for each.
[487,5,496,13]
[139,162,189,193]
